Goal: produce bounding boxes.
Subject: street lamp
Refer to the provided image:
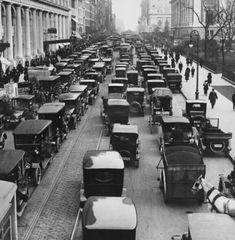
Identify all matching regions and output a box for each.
[189,30,200,99]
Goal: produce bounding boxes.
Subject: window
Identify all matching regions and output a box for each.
[71,0,75,8]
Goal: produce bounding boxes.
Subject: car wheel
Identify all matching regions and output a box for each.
[33,166,42,186]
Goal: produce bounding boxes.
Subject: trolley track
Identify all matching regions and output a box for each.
[18,72,113,240]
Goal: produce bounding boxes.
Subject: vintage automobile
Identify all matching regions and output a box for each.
[165,72,182,91]
[57,71,73,93]
[60,58,74,64]
[110,124,140,168]
[69,84,89,115]
[116,62,128,70]
[0,150,29,216]
[126,87,145,116]
[142,68,158,82]
[157,144,205,202]
[84,71,99,83]
[127,70,139,86]
[0,181,18,236]
[80,150,126,206]
[158,63,171,73]
[79,79,99,105]
[88,58,100,68]
[59,93,82,129]
[158,116,199,151]
[82,196,137,240]
[55,62,68,73]
[149,88,173,133]
[105,99,130,134]
[162,67,179,79]
[13,119,56,186]
[171,213,235,240]
[112,77,128,90]
[115,67,127,78]
[0,114,7,149]
[103,57,113,74]
[146,73,163,81]
[108,83,126,99]
[147,79,167,96]
[39,75,61,100]
[66,63,81,77]
[199,118,232,155]
[182,99,207,129]
[92,62,106,82]
[136,60,154,74]
[38,102,68,150]
[154,59,168,66]
[5,95,36,129]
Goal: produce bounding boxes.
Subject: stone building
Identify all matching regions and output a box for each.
[139,0,171,33]
[170,0,220,38]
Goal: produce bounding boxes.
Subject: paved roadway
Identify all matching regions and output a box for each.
[3,50,233,240]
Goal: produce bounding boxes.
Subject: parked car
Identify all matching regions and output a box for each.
[79,79,99,105]
[108,83,126,99]
[57,71,73,93]
[82,196,137,240]
[112,77,128,90]
[0,150,29,216]
[103,57,113,74]
[165,72,182,92]
[126,87,145,116]
[110,124,140,168]
[115,67,127,78]
[127,70,139,86]
[13,119,55,186]
[80,150,125,206]
[92,62,106,82]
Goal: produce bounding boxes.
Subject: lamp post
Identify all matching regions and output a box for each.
[189,30,200,100]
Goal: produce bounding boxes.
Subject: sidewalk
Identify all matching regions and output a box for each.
[160,49,235,160]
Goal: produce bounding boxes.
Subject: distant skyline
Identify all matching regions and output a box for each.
[112,0,141,31]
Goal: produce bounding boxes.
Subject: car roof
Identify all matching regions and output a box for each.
[0,150,25,176]
[112,124,138,134]
[69,84,88,92]
[13,120,52,135]
[59,92,81,101]
[127,87,145,92]
[108,83,124,87]
[80,79,96,83]
[186,99,207,104]
[166,72,182,76]
[115,67,126,71]
[83,196,137,230]
[12,94,34,100]
[188,213,235,240]
[83,150,124,169]
[112,77,128,81]
[164,145,202,165]
[152,88,173,98]
[38,103,65,114]
[127,70,138,74]
[57,71,72,76]
[107,99,129,106]
[85,72,98,75]
[162,116,190,123]
[55,62,67,66]
[147,79,164,83]
[93,62,105,67]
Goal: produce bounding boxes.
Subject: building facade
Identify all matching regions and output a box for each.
[139,0,171,33]
[0,0,71,63]
[170,0,220,38]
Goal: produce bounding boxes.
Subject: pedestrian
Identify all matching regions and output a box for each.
[199,58,203,68]
[184,67,190,81]
[171,58,175,68]
[207,73,212,86]
[175,52,180,63]
[178,61,183,73]
[208,88,218,109]
[203,81,209,95]
[189,57,193,66]
[232,91,235,110]
[191,66,195,77]
[186,57,190,66]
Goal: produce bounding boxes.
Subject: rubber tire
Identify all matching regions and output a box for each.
[33,166,42,186]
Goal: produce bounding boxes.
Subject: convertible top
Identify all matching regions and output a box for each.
[186,99,207,104]
[112,124,138,135]
[107,99,129,106]
[69,84,87,92]
[0,150,25,176]
[162,116,189,124]
[127,70,138,75]
[13,119,52,135]
[38,102,65,114]
[12,95,34,100]
[164,145,202,165]
[83,197,137,230]
[59,92,81,101]
[152,88,173,99]
[126,87,145,92]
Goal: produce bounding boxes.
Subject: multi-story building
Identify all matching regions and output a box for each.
[170,0,220,38]
[0,0,72,63]
[139,0,171,33]
[70,0,84,35]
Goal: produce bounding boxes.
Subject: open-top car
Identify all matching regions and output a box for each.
[79,79,99,105]
[0,150,30,216]
[105,99,129,134]
[157,144,205,203]
[127,70,139,86]
[126,87,145,116]
[38,102,68,150]
[158,116,199,152]
[59,92,82,129]
[13,119,56,186]
[172,213,235,240]
[110,124,140,168]
[80,150,125,206]
[5,95,36,129]
[0,114,7,149]
[82,196,137,240]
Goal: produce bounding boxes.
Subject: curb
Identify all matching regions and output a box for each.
[180,89,234,164]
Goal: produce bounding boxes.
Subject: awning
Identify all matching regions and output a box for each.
[72,17,79,24]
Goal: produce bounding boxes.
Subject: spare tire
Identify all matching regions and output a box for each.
[130,101,141,114]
